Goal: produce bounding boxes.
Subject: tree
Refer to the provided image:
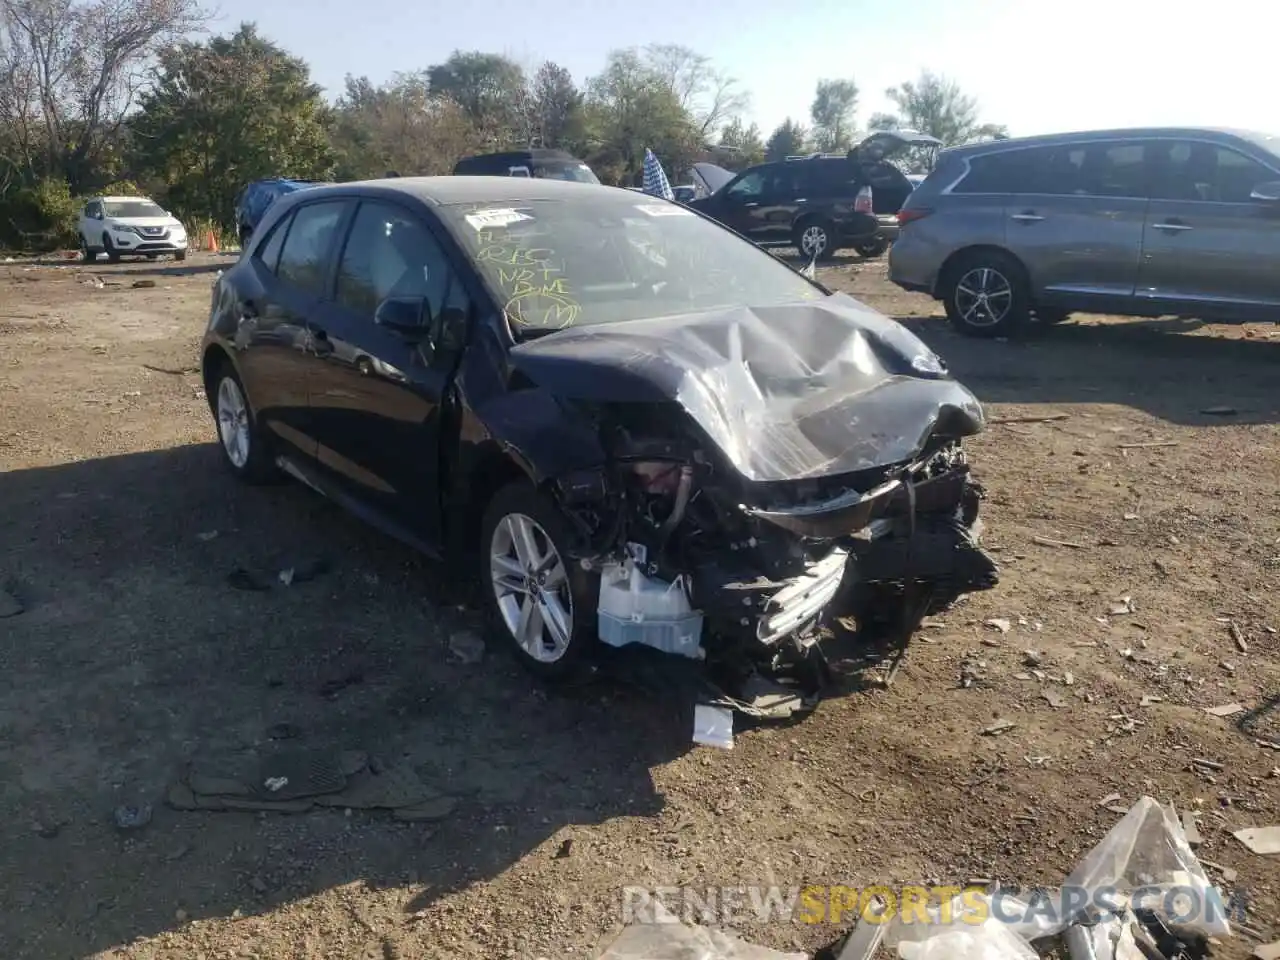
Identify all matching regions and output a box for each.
[330,71,478,180]
[869,71,1007,146]
[130,23,333,229]
[426,50,526,146]
[643,43,748,140]
[716,117,764,168]
[764,118,809,162]
[0,0,209,191]
[583,48,699,185]
[810,78,858,152]
[527,61,586,152]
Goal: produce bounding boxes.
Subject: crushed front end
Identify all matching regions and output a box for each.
[549,402,999,715]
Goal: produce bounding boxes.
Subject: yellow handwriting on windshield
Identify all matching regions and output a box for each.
[473,233,581,329]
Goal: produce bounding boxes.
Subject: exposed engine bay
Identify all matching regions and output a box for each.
[547,403,998,713]
[496,293,1000,716]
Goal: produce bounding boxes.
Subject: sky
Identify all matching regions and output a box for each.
[208,0,1279,140]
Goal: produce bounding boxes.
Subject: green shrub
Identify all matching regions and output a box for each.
[0,178,80,251]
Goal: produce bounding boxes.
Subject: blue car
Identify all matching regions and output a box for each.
[234,178,325,246]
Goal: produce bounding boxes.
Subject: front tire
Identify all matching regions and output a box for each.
[102,233,121,263]
[79,235,94,262]
[855,238,890,259]
[794,219,837,263]
[479,481,599,679]
[209,361,279,484]
[943,251,1031,338]
[174,249,187,262]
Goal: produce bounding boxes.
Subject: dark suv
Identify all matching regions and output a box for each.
[687,131,940,261]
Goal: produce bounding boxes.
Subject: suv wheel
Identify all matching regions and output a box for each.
[855,238,890,259]
[943,252,1031,337]
[795,220,836,262]
[102,233,122,263]
[479,481,599,679]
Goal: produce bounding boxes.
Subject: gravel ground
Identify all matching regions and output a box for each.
[1,251,1277,960]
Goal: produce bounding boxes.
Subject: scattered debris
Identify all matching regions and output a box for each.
[1043,691,1066,709]
[142,363,200,375]
[1032,535,1084,549]
[168,750,456,819]
[1140,695,1163,707]
[1190,758,1224,771]
[447,629,487,665]
[693,704,734,749]
[1118,440,1180,449]
[113,804,153,830]
[1098,793,1123,808]
[1205,703,1245,718]
[1023,649,1043,667]
[1063,671,1076,686]
[1153,557,1170,576]
[989,413,1070,424]
[598,906,806,960]
[1253,941,1280,960]
[1109,596,1135,616]
[981,719,1016,736]
[554,838,574,859]
[985,617,1012,634]
[1233,825,1280,856]
[1230,621,1249,653]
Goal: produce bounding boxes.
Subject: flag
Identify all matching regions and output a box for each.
[642,148,675,201]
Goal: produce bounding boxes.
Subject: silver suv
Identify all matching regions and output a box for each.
[888,127,1280,337]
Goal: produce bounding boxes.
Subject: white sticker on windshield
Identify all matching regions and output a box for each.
[464,208,534,231]
[634,203,693,217]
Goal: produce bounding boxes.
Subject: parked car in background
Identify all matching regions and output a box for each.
[452,148,599,183]
[889,126,1280,336]
[78,196,188,262]
[687,131,941,261]
[198,177,996,707]
[235,178,325,248]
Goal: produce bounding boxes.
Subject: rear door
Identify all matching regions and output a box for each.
[1138,139,1280,317]
[998,140,1148,303]
[306,199,471,541]
[231,200,350,458]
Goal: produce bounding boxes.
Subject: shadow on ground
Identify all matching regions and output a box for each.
[0,444,686,958]
[3,255,232,277]
[893,313,1280,427]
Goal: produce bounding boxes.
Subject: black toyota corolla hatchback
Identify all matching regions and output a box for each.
[200,176,997,708]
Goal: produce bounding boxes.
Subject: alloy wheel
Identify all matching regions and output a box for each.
[489,512,574,663]
[954,267,1013,328]
[216,376,251,469]
[800,224,829,258]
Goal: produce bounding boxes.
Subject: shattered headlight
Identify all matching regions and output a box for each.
[910,351,947,376]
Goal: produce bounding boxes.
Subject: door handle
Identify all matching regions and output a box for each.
[1011,213,1045,222]
[743,202,760,208]
[1152,221,1192,231]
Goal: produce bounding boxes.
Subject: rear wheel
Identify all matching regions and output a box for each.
[943,251,1031,338]
[79,235,94,262]
[479,481,599,679]
[794,219,837,262]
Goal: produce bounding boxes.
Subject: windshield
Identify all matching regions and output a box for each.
[440,195,823,337]
[104,200,166,218]
[534,163,600,184]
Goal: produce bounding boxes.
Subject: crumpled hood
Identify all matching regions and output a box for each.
[507,293,985,483]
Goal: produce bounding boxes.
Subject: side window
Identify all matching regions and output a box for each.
[1148,141,1278,203]
[335,202,465,322]
[806,160,856,195]
[1078,142,1148,198]
[85,201,102,219]
[952,148,1069,194]
[726,170,767,199]
[767,166,803,198]
[276,201,346,295]
[253,213,292,274]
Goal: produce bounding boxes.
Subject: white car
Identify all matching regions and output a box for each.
[78,196,189,262]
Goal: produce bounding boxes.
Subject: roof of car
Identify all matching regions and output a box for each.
[283,176,644,207]
[940,126,1264,159]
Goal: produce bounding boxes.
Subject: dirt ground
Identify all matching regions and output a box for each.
[2,250,1278,960]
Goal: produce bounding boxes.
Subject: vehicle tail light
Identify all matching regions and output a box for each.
[897,207,933,226]
[854,185,874,215]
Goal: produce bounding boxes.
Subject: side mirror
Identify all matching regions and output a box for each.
[374,296,431,340]
[1250,181,1280,202]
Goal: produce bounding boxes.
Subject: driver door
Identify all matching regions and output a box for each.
[711,168,771,240]
[306,200,470,543]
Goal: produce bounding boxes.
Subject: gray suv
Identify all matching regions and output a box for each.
[888,127,1280,337]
